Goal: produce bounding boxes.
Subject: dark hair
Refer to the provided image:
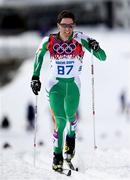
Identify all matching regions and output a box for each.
[57,10,75,23]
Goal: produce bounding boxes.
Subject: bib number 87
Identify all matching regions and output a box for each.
[58,65,73,75]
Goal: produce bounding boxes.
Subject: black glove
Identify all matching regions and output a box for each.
[88,38,100,51]
[31,76,41,95]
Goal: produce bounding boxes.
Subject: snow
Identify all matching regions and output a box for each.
[0,27,130,180]
[0,32,41,61]
[0,0,83,7]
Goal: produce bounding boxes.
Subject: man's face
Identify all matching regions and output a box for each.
[57,18,75,39]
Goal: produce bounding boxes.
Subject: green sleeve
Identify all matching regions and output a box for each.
[81,39,106,61]
[33,41,48,77]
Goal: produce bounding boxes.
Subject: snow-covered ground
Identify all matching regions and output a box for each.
[0,27,130,180]
[0,32,41,61]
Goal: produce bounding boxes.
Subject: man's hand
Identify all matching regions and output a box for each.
[88,38,100,51]
[31,76,41,95]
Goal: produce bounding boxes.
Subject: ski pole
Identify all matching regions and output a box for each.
[34,95,38,167]
[91,49,97,149]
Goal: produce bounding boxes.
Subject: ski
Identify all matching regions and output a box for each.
[53,168,71,176]
[65,160,78,171]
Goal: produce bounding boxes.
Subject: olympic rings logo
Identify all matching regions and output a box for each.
[53,43,76,55]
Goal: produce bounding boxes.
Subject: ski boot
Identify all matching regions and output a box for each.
[52,152,63,172]
[64,135,75,162]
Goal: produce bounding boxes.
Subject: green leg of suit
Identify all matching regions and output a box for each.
[49,78,80,154]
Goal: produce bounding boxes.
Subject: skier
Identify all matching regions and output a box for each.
[31,10,106,172]
[119,90,127,114]
[26,103,35,131]
[1,115,10,129]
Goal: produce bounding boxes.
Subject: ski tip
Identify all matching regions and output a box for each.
[67,170,71,176]
[53,168,71,176]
